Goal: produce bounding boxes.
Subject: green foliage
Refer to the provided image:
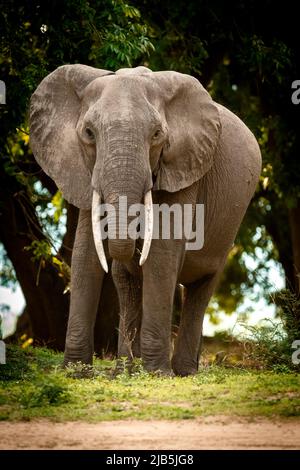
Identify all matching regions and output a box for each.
[0,345,30,381]
[18,376,69,408]
[24,239,70,285]
[243,289,300,370]
[147,24,208,75]
[244,320,294,370]
[51,191,64,224]
[276,289,300,337]
[237,36,293,85]
[24,240,52,262]
[91,0,155,68]
[0,0,154,104]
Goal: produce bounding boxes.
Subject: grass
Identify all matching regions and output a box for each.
[0,345,300,422]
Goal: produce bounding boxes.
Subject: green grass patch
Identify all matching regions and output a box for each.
[0,345,300,421]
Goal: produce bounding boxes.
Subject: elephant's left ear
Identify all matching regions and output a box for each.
[152,72,221,192]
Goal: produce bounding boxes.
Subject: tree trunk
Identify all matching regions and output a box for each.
[263,198,295,291]
[0,190,69,350]
[58,203,79,266]
[289,202,300,295]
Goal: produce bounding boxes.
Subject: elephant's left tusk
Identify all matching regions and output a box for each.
[139,190,153,266]
[92,190,108,273]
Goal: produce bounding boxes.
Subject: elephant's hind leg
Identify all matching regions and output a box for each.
[172,273,220,376]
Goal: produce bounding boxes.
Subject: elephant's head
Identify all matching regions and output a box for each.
[30,65,221,270]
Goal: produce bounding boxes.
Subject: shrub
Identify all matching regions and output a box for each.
[0,345,30,380]
[243,289,300,370]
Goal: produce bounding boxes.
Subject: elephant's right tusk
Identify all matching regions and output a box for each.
[92,190,108,273]
[139,190,153,266]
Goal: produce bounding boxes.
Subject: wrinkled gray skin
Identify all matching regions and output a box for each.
[30,65,261,376]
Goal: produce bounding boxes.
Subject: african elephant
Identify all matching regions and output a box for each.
[30,65,261,376]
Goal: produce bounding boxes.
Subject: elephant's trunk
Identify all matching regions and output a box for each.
[92,126,153,269]
[92,189,153,270]
[106,202,136,263]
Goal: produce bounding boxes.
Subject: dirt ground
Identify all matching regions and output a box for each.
[1,416,300,450]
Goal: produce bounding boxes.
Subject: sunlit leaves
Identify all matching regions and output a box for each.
[51,191,64,224]
[24,240,70,285]
[110,0,141,19]
[24,240,52,262]
[88,0,155,68]
[95,24,154,68]
[5,127,30,162]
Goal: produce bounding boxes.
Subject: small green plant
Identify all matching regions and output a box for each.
[193,364,237,385]
[112,356,148,380]
[242,289,300,370]
[131,358,147,376]
[275,289,300,339]
[243,320,289,368]
[64,361,95,379]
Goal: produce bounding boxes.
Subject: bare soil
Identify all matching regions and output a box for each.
[1,416,300,450]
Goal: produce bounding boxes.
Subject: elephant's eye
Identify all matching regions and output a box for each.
[85,127,95,140]
[152,129,162,140]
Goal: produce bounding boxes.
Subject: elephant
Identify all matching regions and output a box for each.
[29,65,261,376]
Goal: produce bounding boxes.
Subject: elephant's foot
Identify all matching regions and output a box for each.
[63,362,94,378]
[143,360,174,377]
[62,351,94,378]
[173,368,197,377]
[63,346,93,368]
[151,368,175,378]
[172,356,198,377]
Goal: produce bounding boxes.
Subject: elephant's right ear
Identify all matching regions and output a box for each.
[29,64,113,209]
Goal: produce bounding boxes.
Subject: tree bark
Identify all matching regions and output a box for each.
[264,208,295,291]
[58,203,79,266]
[0,189,69,350]
[289,202,300,295]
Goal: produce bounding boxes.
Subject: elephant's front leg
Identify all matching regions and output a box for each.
[64,209,104,365]
[141,241,183,375]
